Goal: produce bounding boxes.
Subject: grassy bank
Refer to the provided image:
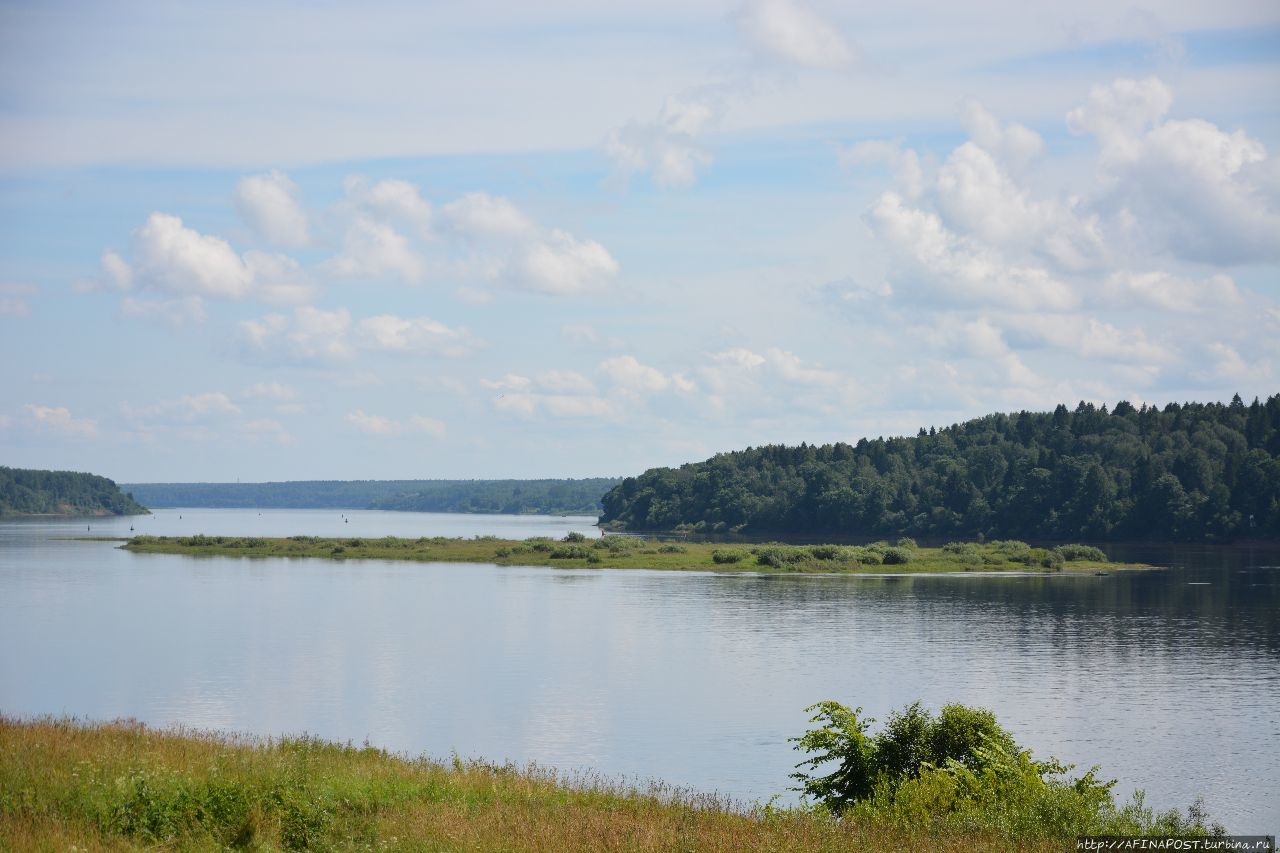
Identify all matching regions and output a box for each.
[119,534,1148,574]
[1,716,1078,852]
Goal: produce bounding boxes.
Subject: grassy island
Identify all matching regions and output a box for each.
[120,534,1148,573]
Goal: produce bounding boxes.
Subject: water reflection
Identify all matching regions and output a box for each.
[0,511,1276,834]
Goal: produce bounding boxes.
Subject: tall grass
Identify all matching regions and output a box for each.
[2,716,1070,851]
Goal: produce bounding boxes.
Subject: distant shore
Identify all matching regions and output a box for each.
[119,534,1151,574]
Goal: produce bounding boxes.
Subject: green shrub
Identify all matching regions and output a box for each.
[712,549,747,564]
[808,545,842,560]
[562,531,587,542]
[657,543,687,553]
[792,699,1224,840]
[895,537,918,550]
[1057,544,1107,561]
[881,547,912,565]
[549,545,591,559]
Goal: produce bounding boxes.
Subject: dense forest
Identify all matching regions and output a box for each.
[124,478,620,515]
[0,467,148,517]
[600,395,1280,542]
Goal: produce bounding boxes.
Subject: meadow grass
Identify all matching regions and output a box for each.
[118,534,1148,574]
[0,716,1075,851]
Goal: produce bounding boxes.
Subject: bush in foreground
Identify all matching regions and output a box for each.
[791,700,1225,840]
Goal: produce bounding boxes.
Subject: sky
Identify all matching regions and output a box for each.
[1,0,1278,482]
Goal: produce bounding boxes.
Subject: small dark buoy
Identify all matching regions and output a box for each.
[1093,571,1109,577]
[87,525,91,531]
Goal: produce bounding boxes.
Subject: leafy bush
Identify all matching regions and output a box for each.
[562,531,587,542]
[711,549,747,564]
[792,700,1225,840]
[752,545,810,569]
[549,545,591,559]
[808,545,842,560]
[881,547,912,565]
[895,537,918,550]
[657,543,687,553]
[1057,544,1107,561]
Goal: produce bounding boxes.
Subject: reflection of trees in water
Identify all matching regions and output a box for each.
[666,544,1280,657]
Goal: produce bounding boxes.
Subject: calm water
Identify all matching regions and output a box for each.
[1,509,1277,834]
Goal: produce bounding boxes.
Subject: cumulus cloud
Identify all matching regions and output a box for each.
[99,213,314,309]
[869,192,1078,311]
[441,192,533,239]
[1068,77,1280,264]
[238,307,477,364]
[325,215,424,282]
[355,314,477,357]
[438,193,619,295]
[606,91,721,190]
[734,0,856,70]
[347,410,445,438]
[238,306,354,363]
[123,391,242,423]
[23,404,98,438]
[599,355,672,393]
[235,170,309,247]
[344,176,432,232]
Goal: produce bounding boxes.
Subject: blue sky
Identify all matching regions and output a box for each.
[1,0,1278,481]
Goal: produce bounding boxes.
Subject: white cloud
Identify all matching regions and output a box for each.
[765,347,840,386]
[537,370,597,394]
[840,140,927,200]
[1068,77,1280,264]
[492,392,616,420]
[346,409,402,435]
[869,192,1078,311]
[606,92,719,190]
[355,314,477,357]
[440,192,533,239]
[23,404,97,438]
[344,175,432,232]
[1105,271,1241,313]
[409,415,446,437]
[325,215,424,282]
[131,213,253,298]
[599,355,672,392]
[734,0,856,70]
[243,381,299,400]
[235,170,309,247]
[516,230,619,295]
[238,306,354,363]
[124,391,242,423]
[102,213,314,307]
[481,374,534,392]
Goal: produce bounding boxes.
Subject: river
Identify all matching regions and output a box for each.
[1,508,1276,833]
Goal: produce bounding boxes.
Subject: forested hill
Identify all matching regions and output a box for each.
[0,467,148,517]
[124,478,621,515]
[600,395,1280,542]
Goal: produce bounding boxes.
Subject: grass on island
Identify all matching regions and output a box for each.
[1,716,1077,852]
[120,533,1149,574]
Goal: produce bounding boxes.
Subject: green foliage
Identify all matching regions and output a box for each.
[711,549,747,564]
[0,466,148,517]
[548,544,592,559]
[563,531,587,542]
[656,543,687,553]
[599,395,1280,542]
[1056,544,1107,561]
[792,700,1225,840]
[880,547,912,565]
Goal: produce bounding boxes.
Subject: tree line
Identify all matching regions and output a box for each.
[600,395,1280,541]
[0,466,148,517]
[124,478,621,515]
